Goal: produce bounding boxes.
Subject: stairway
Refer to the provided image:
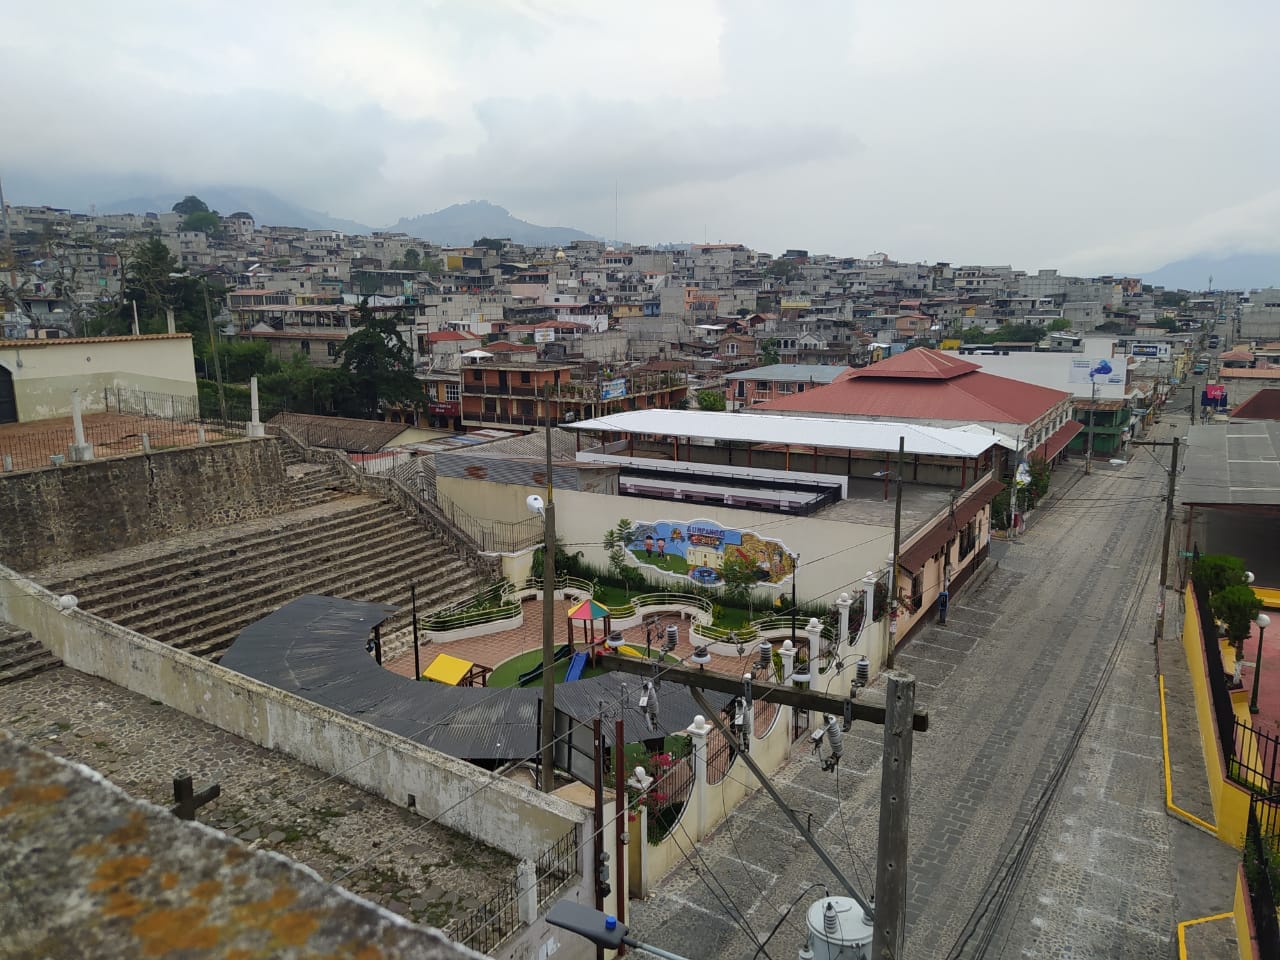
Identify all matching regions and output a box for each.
[40,493,486,664]
[0,621,60,685]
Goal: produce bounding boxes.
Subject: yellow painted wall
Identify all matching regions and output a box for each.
[1235,867,1258,960]
[1182,584,1251,848]
[0,335,198,422]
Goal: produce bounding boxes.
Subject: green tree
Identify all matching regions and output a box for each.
[1193,554,1247,594]
[219,339,280,382]
[1211,584,1262,646]
[696,389,726,411]
[474,237,504,252]
[1048,317,1072,332]
[403,248,421,270]
[182,210,221,236]
[961,324,1047,344]
[759,339,781,366]
[336,300,418,418]
[172,195,210,216]
[719,552,759,608]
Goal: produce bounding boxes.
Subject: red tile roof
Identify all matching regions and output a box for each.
[488,341,537,353]
[759,348,1069,424]
[899,476,1004,572]
[1233,388,1280,421]
[427,330,479,343]
[1033,420,1083,462]
[847,348,980,381]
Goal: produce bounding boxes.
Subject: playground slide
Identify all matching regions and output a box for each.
[517,644,573,687]
[564,652,588,682]
[616,645,644,658]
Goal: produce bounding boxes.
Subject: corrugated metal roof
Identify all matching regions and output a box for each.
[724,364,852,383]
[220,596,725,767]
[567,409,997,458]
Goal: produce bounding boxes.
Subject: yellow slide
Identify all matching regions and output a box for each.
[617,645,644,658]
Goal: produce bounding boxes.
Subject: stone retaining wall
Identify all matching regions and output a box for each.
[0,439,286,572]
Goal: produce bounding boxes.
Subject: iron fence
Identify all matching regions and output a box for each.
[1247,795,1280,960]
[1195,578,1237,765]
[452,826,580,954]
[706,726,734,786]
[1233,717,1280,796]
[435,487,543,554]
[535,825,579,906]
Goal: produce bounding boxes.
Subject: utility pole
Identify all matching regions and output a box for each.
[1133,436,1181,645]
[887,436,904,668]
[871,671,915,960]
[1084,375,1098,475]
[540,385,558,792]
[201,277,227,421]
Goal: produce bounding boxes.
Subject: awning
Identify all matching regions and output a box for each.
[423,653,474,686]
[899,476,1005,573]
[1032,420,1083,462]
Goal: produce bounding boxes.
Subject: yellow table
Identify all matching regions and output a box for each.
[422,653,474,686]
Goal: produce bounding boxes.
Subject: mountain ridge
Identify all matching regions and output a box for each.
[387,200,599,247]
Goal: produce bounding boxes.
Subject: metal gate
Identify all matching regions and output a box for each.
[0,365,16,424]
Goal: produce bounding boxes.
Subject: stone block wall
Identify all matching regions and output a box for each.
[0,439,286,572]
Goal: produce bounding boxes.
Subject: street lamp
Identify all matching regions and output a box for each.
[1249,613,1272,716]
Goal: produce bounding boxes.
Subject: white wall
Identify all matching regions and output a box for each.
[0,334,198,421]
[943,347,1128,400]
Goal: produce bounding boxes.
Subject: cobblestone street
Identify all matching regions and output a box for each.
[627,408,1240,960]
[0,668,515,937]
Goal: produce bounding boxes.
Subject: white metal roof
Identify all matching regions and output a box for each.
[566,409,997,458]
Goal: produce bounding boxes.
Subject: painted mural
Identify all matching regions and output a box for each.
[620,519,795,589]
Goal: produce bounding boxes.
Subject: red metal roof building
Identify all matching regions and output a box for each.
[755,347,1080,464]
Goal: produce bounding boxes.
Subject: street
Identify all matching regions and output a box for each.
[627,404,1238,959]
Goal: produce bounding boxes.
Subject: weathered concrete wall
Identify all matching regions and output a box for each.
[0,334,198,421]
[0,439,286,572]
[0,564,587,864]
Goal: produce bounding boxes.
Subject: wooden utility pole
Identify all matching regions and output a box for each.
[605,655,926,945]
[540,388,558,792]
[1134,437,1181,645]
[871,672,915,960]
[615,716,627,955]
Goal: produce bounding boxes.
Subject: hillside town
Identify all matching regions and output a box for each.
[3,192,1280,960]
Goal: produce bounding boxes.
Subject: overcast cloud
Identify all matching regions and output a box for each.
[3,0,1277,273]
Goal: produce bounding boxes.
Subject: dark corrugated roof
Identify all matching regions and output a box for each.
[220,596,727,767]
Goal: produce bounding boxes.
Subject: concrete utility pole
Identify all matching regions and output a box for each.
[1133,436,1181,645]
[540,387,558,792]
[871,671,915,960]
[1084,376,1098,475]
[887,436,905,668]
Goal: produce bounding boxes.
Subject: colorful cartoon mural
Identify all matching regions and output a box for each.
[622,519,795,588]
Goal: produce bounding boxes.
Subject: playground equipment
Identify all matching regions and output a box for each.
[517,644,572,687]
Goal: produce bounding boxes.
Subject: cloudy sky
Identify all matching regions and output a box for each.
[4,0,1277,273]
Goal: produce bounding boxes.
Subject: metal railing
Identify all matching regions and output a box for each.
[706,727,735,786]
[453,826,579,954]
[1232,717,1280,796]
[433,487,544,553]
[1246,795,1280,960]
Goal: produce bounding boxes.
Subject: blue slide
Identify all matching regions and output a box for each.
[564,652,588,682]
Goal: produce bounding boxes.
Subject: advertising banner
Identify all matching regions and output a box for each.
[533,328,556,343]
[600,377,628,400]
[1068,358,1126,386]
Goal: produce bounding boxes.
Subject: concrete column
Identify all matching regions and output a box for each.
[741,673,754,750]
[687,714,712,839]
[141,433,151,454]
[164,306,176,335]
[247,375,265,438]
[516,859,538,924]
[67,389,93,462]
[836,591,852,647]
[779,639,795,684]
[805,617,823,687]
[858,570,878,661]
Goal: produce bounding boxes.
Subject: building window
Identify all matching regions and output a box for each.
[520,371,531,384]
[735,381,745,399]
[483,399,497,414]
[910,571,924,612]
[326,341,337,357]
[472,369,483,381]
[299,340,310,355]
[445,383,459,402]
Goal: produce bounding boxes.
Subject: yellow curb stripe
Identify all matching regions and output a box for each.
[1176,911,1234,960]
[1159,675,1220,835]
